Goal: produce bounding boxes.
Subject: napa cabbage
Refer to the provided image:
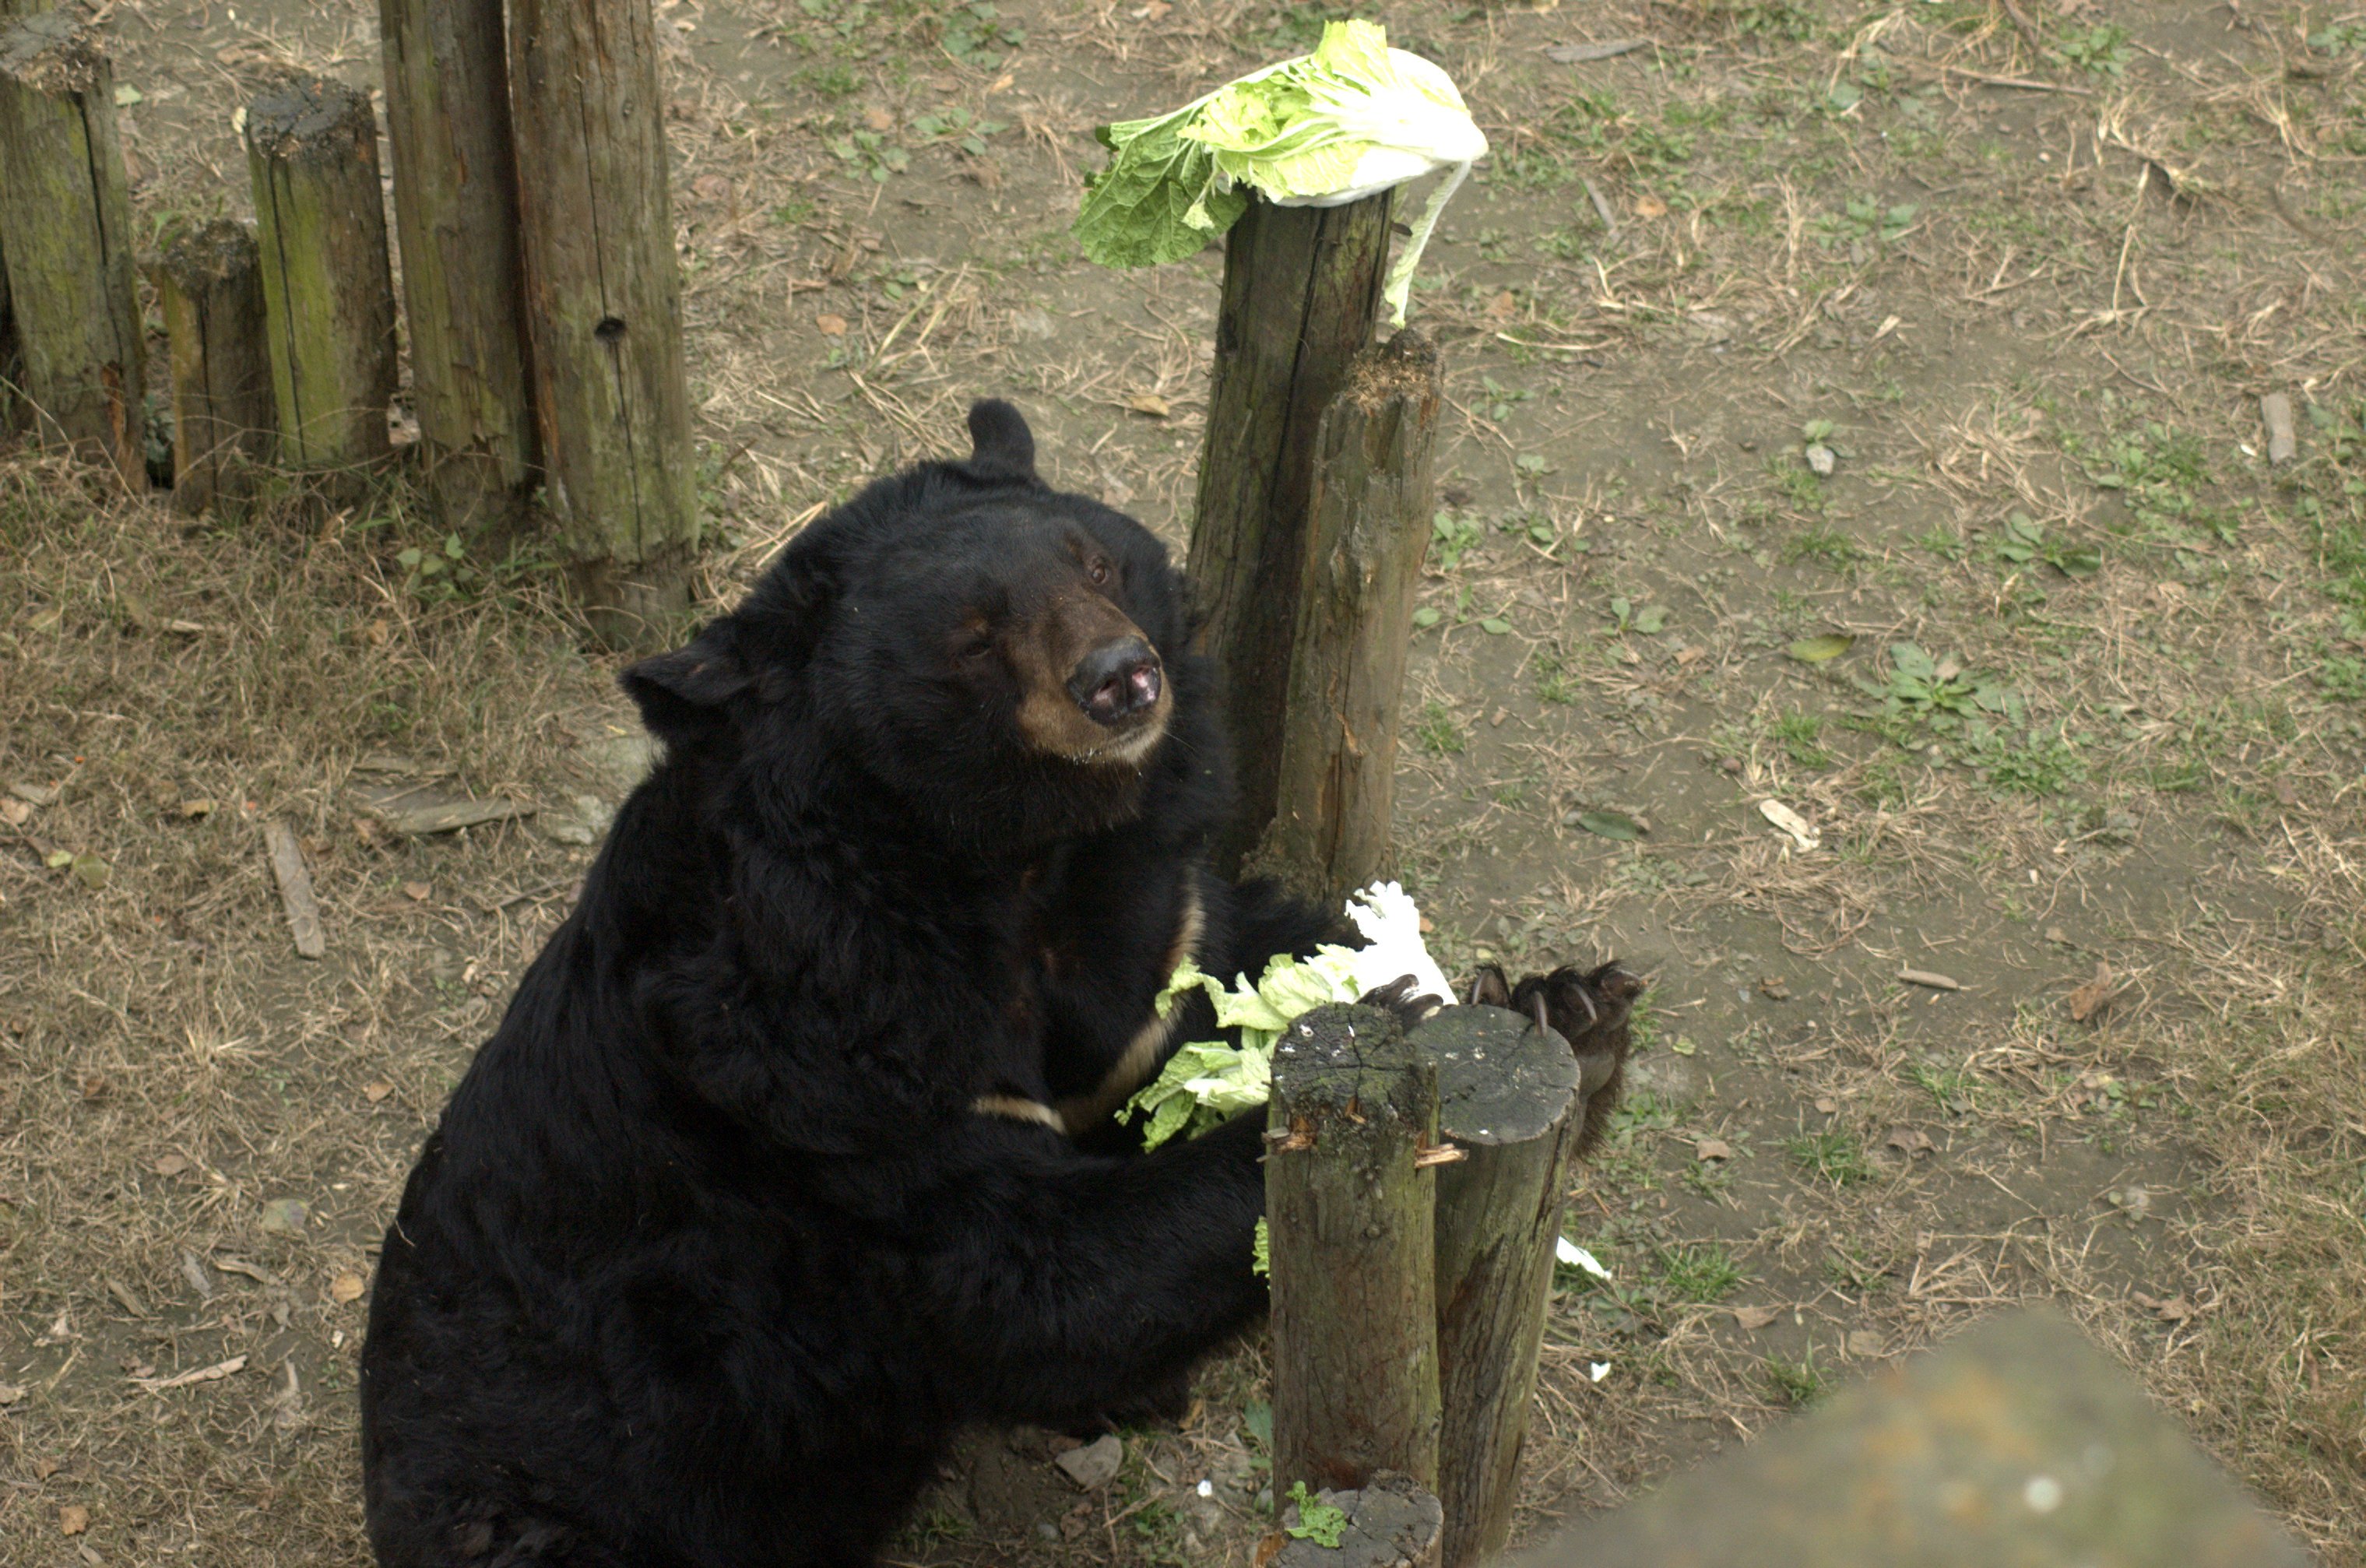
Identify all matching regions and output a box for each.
[1073,20,1487,325]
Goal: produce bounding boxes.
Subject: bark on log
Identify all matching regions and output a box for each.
[510,0,699,645]
[1267,1002,1441,1499]
[1187,193,1392,873]
[156,220,274,515]
[0,11,145,484]
[1249,331,1442,907]
[1273,1471,1446,1568]
[244,76,398,498]
[381,0,536,532]
[1414,1005,1584,1568]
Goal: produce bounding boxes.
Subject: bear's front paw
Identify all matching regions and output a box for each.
[1362,974,1447,1033]
[1466,961,1644,1159]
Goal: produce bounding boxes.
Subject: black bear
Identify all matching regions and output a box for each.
[360,402,1349,1568]
[359,400,1634,1567]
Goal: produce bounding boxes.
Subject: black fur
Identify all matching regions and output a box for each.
[360,403,1319,1567]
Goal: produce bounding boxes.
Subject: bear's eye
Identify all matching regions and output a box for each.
[958,633,995,663]
[1087,559,1111,586]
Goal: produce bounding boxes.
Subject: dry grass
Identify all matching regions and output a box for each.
[0,461,613,1563]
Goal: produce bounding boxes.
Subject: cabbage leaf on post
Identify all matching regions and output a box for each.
[1072,20,1489,325]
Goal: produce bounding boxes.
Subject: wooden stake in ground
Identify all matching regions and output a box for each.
[1250,331,1442,907]
[1412,1004,1584,1568]
[263,821,325,960]
[156,220,274,515]
[244,76,399,498]
[0,10,145,485]
[510,0,699,645]
[1187,193,1393,872]
[1266,1001,1442,1497]
[381,0,537,533]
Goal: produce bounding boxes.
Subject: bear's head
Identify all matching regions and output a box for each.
[624,400,1194,851]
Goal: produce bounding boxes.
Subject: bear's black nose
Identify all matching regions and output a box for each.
[1068,638,1163,726]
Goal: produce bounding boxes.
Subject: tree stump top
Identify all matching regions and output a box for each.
[1412,1006,1580,1148]
[1337,330,1439,414]
[0,10,101,90]
[1271,1004,1429,1126]
[246,76,372,157]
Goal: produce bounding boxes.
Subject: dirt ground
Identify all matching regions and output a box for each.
[4,0,2364,1563]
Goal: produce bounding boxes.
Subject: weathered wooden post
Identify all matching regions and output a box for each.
[1188,193,1394,872]
[509,0,699,644]
[0,9,145,485]
[244,76,399,500]
[380,0,537,532]
[1265,1001,1444,1497]
[1250,330,1443,906]
[1412,1006,1585,1568]
[155,220,275,515]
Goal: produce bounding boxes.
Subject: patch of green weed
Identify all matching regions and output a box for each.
[1788,1130,1873,1187]
[1415,701,1466,757]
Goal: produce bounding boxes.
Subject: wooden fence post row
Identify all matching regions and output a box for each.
[0,9,144,486]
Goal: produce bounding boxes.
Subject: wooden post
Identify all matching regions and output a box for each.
[0,9,145,485]
[1413,1005,1584,1568]
[510,0,699,645]
[1188,193,1393,873]
[1266,1001,1442,1498]
[381,0,537,533]
[1250,331,1443,907]
[244,76,399,498]
[156,220,275,515]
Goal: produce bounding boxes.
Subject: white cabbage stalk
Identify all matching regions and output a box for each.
[1073,20,1488,326]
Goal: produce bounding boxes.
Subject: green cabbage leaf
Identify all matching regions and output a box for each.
[1073,20,1487,324]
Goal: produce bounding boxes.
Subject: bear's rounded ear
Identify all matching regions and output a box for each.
[621,622,751,741]
[964,398,1037,483]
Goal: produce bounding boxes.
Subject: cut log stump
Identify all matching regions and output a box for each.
[1266,1002,1442,1499]
[1250,330,1443,907]
[156,220,274,515]
[0,9,145,484]
[510,0,699,645]
[1187,192,1392,873]
[244,75,399,500]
